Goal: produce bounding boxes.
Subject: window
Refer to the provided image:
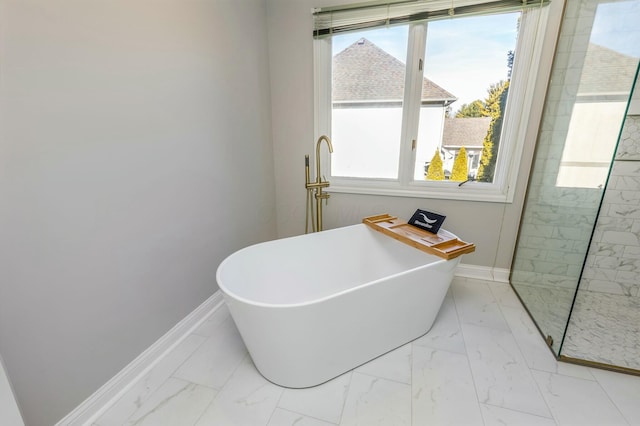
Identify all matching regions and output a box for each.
[313,0,553,202]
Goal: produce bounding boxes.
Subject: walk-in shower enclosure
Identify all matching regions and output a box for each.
[511,0,640,374]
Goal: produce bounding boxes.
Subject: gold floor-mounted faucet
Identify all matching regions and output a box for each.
[305,135,334,233]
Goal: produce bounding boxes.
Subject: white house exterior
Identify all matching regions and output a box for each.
[331,38,457,179]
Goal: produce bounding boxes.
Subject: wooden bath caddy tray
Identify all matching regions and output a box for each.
[363,214,475,260]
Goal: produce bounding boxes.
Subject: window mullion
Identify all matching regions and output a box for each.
[398,23,427,185]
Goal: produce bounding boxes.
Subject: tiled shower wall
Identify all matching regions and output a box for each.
[581,115,640,297]
[510,0,603,291]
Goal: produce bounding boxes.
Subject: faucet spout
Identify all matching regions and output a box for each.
[315,135,333,184]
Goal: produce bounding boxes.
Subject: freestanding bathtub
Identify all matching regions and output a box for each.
[216,223,461,388]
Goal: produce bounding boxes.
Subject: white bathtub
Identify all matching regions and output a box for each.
[216,223,461,388]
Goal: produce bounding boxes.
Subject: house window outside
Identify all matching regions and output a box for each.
[314,4,553,202]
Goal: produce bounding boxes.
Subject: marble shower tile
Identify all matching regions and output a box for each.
[587,278,639,297]
[587,242,626,257]
[616,115,640,160]
[173,316,247,389]
[125,378,216,426]
[552,225,590,240]
[590,217,634,233]
[412,345,483,425]
[541,273,579,289]
[593,255,625,270]
[340,372,411,426]
[513,258,536,272]
[195,356,283,426]
[617,269,640,285]
[514,247,548,260]
[519,236,575,251]
[616,116,640,161]
[616,141,640,160]
[93,334,207,426]
[462,323,551,418]
[607,204,640,219]
[601,230,639,246]
[612,174,640,192]
[604,189,640,206]
[532,370,628,426]
[582,266,618,281]
[623,245,640,257]
[267,408,336,426]
[520,224,555,237]
[562,291,640,370]
[544,249,586,265]
[277,372,352,424]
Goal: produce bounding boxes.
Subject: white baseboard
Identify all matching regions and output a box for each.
[455,263,510,283]
[56,292,224,426]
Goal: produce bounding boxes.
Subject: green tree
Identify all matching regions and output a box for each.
[477,80,509,182]
[450,147,469,182]
[455,100,486,118]
[425,150,445,180]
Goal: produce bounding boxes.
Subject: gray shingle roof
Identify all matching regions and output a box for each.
[442,117,491,149]
[579,43,639,95]
[333,38,457,104]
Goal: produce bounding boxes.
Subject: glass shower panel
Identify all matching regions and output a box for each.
[561,63,640,371]
[510,0,640,355]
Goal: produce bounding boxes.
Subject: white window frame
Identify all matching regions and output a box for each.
[314,6,554,203]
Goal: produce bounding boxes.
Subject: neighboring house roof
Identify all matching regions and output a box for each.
[442,117,491,149]
[579,43,639,95]
[333,38,457,104]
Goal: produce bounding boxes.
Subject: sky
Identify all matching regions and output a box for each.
[332,12,520,112]
[590,1,640,58]
[332,1,640,112]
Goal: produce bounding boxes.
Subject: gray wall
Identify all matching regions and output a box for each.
[266,0,564,270]
[0,355,23,426]
[0,1,276,425]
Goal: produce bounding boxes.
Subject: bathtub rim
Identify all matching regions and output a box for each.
[216,224,454,309]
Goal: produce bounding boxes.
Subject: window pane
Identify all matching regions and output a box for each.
[331,26,409,179]
[417,13,520,182]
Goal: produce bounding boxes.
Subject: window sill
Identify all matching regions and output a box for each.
[327,181,513,203]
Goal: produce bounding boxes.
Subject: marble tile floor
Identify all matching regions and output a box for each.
[94,277,640,426]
